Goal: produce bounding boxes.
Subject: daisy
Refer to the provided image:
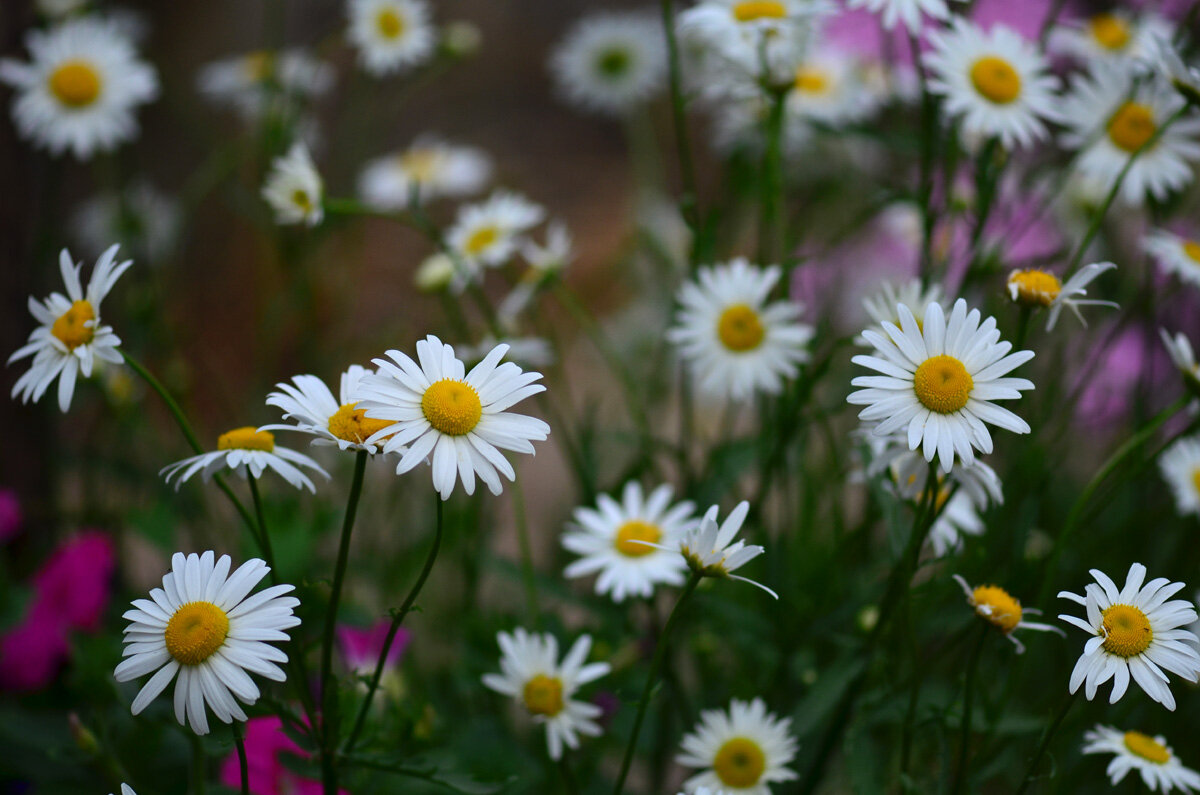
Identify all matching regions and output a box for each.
[1058,563,1200,710]
[667,502,776,597]
[110,787,136,795]
[677,0,825,84]
[262,142,324,227]
[481,629,610,760]
[1151,35,1200,107]
[197,50,334,122]
[1006,262,1118,331]
[1052,11,1171,66]
[348,0,436,77]
[445,191,545,274]
[72,182,180,266]
[859,279,945,341]
[114,551,300,735]
[1160,437,1200,517]
[357,136,491,209]
[1159,328,1200,393]
[786,48,881,127]
[848,299,1035,472]
[1083,725,1200,793]
[355,336,550,500]
[562,482,696,603]
[844,0,963,33]
[866,435,1004,510]
[0,17,158,158]
[160,427,329,493]
[667,258,813,402]
[677,697,797,794]
[925,19,1060,150]
[951,575,1062,653]
[549,11,667,116]
[9,245,130,413]
[262,365,395,454]
[926,490,985,557]
[1145,230,1200,288]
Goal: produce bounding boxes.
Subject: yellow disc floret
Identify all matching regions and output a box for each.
[717,304,766,352]
[732,0,786,21]
[912,355,973,414]
[48,60,102,107]
[1191,468,1200,497]
[969,56,1022,105]
[794,66,830,95]
[400,148,439,182]
[1090,13,1131,51]
[465,225,499,256]
[376,8,405,39]
[421,379,483,436]
[522,674,565,716]
[51,300,96,350]
[613,520,661,557]
[1184,241,1200,263]
[328,402,393,445]
[1100,604,1153,658]
[1123,731,1171,765]
[713,737,767,787]
[1007,269,1062,307]
[218,427,276,452]
[164,601,230,665]
[291,190,314,212]
[971,585,1023,634]
[1107,102,1156,153]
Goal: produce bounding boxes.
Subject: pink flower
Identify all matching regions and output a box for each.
[0,602,70,691]
[219,716,348,795]
[0,489,21,543]
[337,621,410,675]
[31,530,116,632]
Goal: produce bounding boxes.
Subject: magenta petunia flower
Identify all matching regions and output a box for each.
[337,620,410,675]
[219,716,348,795]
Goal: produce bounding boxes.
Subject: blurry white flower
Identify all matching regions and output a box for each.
[1082,725,1200,792]
[197,50,333,122]
[1145,229,1200,288]
[348,0,436,76]
[262,142,324,227]
[72,182,180,265]
[845,0,962,33]
[550,11,667,116]
[1051,11,1171,67]
[358,136,491,209]
[445,191,545,273]
[1160,437,1200,518]
[678,698,797,793]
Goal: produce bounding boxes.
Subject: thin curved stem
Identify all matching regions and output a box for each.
[233,721,250,795]
[658,0,701,244]
[952,624,989,795]
[511,473,542,628]
[1015,692,1078,794]
[246,474,276,571]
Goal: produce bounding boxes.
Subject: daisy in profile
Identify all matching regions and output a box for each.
[348,0,436,76]
[262,365,395,454]
[0,17,158,158]
[1058,563,1200,710]
[667,258,813,402]
[160,427,329,493]
[1082,725,1200,792]
[845,0,963,33]
[481,629,610,760]
[1051,11,1171,66]
[664,501,776,597]
[1160,437,1200,517]
[356,336,550,500]
[1006,262,1118,331]
[114,551,300,735]
[549,11,666,116]
[262,142,324,227]
[445,191,545,274]
[562,482,696,603]
[925,19,1060,150]
[951,575,1062,653]
[1160,329,1200,393]
[848,299,1035,472]
[358,136,491,209]
[677,698,797,794]
[10,245,131,413]
[197,50,333,121]
[859,279,945,342]
[1145,229,1200,288]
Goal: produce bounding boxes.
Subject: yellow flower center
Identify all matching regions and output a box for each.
[1183,241,1200,263]
[1123,731,1171,765]
[421,379,482,436]
[376,8,405,39]
[971,585,1023,634]
[713,737,767,788]
[1101,604,1153,658]
[164,601,230,665]
[217,427,276,452]
[243,52,274,82]
[50,300,96,350]
[1107,102,1156,153]
[400,149,439,182]
[465,225,500,256]
[613,520,661,557]
[522,674,564,716]
[912,355,973,414]
[48,60,102,107]
[717,304,766,352]
[328,402,393,445]
[969,56,1021,105]
[1008,269,1062,307]
[733,0,786,21]
[1192,467,1200,496]
[794,66,830,95]
[1090,13,1131,51]
[292,189,314,212]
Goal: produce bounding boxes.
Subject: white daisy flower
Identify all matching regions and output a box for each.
[848,299,1035,472]
[356,336,550,501]
[262,142,323,227]
[160,427,329,493]
[669,502,777,597]
[925,19,1060,150]
[109,786,136,795]
[866,435,1004,510]
[951,575,1063,654]
[1058,563,1200,711]
[1083,725,1200,793]
[0,17,157,159]
[926,490,985,557]
[562,481,696,603]
[678,0,826,84]
[1006,262,1118,331]
[1160,437,1200,518]
[262,365,397,454]
[787,47,882,126]
[1051,11,1172,67]
[445,190,546,274]
[1145,230,1200,288]
[348,0,436,77]
[667,258,814,402]
[197,50,334,122]
[859,279,945,342]
[844,0,963,33]
[72,182,180,266]
[1160,328,1200,394]
[114,551,300,736]
[521,220,574,276]
[9,245,130,413]
[549,11,667,116]
[1150,35,1200,107]
[678,697,797,794]
[481,629,610,761]
[358,136,491,209]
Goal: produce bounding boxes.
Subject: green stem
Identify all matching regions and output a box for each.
[190,733,206,795]
[910,32,939,284]
[657,0,701,245]
[120,349,203,454]
[952,624,989,795]
[558,754,580,795]
[759,87,787,268]
[511,473,542,627]
[233,721,250,795]
[1014,692,1078,794]
[246,474,277,571]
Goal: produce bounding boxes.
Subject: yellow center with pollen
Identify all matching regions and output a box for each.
[377,8,405,39]
[164,601,230,665]
[51,300,96,350]
[717,304,765,352]
[465,225,499,256]
[912,355,973,414]
[1090,14,1131,51]
[1183,241,1200,263]
[522,674,564,716]
[400,149,438,182]
[1123,731,1171,765]
[243,52,274,81]
[969,56,1021,105]
[48,60,102,107]
[421,379,482,436]
[218,427,276,452]
[794,66,830,95]
[328,402,393,445]
[1191,468,1200,497]
[292,190,314,212]
[972,585,1023,634]
[613,520,661,557]
[713,737,767,787]
[1008,269,1062,306]
[1107,102,1156,153]
[733,0,786,21]
[1101,604,1153,658]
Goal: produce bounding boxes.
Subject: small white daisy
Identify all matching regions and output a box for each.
[9,244,130,413]
[859,279,945,343]
[356,336,550,500]
[262,142,324,227]
[114,551,300,736]
[951,575,1063,654]
[848,299,1035,472]
[72,182,180,266]
[1052,11,1172,66]
[1160,328,1200,394]
[678,0,825,85]
[262,365,396,454]
[866,434,1004,510]
[925,19,1060,150]
[0,17,158,158]
[1145,230,1200,289]
[844,0,963,33]
[1058,562,1200,711]
[1006,262,1118,331]
[348,0,436,77]
[481,629,610,761]
[1151,35,1200,107]
[678,697,797,794]
[1083,725,1200,793]
[550,11,666,116]
[160,427,329,493]
[197,50,334,122]
[667,258,813,402]
[445,190,545,274]
[358,136,491,209]
[786,47,882,126]
[1160,437,1200,518]
[670,502,776,597]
